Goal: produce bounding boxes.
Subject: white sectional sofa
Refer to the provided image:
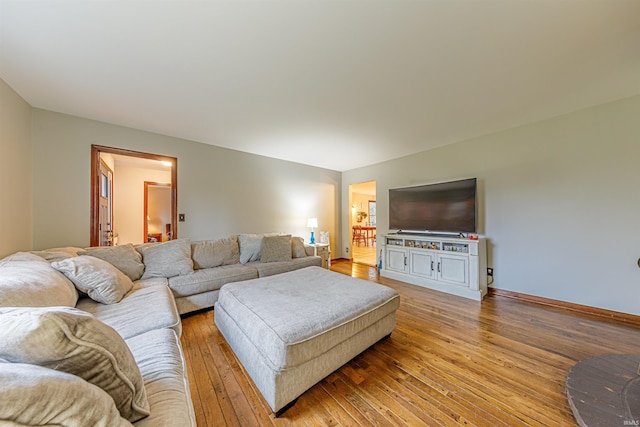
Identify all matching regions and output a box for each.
[0,233,321,426]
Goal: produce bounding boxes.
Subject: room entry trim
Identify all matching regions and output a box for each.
[90,145,178,247]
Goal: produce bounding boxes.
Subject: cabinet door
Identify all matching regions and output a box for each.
[409,250,435,279]
[386,247,407,273]
[437,253,469,286]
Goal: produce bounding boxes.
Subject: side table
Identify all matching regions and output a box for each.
[310,243,331,269]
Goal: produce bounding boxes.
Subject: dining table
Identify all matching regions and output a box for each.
[359,226,376,246]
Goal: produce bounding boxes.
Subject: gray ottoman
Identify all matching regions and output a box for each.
[214,266,400,414]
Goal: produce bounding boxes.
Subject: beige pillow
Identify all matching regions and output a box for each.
[0,307,149,422]
[137,238,193,279]
[291,236,307,258]
[30,246,83,263]
[191,236,240,269]
[261,235,292,263]
[0,363,132,427]
[78,243,145,281]
[0,252,78,308]
[52,255,133,304]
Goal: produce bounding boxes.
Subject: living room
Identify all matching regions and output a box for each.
[2,1,640,425]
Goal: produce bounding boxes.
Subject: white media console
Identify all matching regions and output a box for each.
[380,234,487,301]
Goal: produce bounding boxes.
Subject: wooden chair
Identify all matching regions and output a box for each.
[352,225,367,246]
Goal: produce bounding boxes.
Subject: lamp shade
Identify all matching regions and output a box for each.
[307,218,318,228]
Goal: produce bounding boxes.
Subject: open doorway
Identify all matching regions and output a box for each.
[90,145,177,247]
[144,182,171,243]
[349,180,376,266]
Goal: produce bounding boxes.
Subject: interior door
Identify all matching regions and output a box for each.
[99,160,113,246]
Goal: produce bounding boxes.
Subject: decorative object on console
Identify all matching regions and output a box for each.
[307,218,318,244]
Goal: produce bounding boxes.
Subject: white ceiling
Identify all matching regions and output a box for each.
[2,1,639,172]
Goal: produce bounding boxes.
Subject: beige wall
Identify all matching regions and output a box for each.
[113,165,171,245]
[30,109,341,252]
[342,95,640,315]
[351,192,375,226]
[0,79,32,258]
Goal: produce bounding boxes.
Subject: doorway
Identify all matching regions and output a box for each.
[349,180,377,266]
[144,182,171,243]
[90,145,177,247]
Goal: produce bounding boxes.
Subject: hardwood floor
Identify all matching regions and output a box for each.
[351,243,377,266]
[180,261,639,426]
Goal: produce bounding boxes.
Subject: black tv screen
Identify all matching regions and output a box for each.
[389,178,477,233]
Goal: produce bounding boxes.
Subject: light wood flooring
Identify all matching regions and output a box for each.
[351,244,377,266]
[180,261,639,426]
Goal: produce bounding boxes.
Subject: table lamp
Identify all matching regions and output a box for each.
[307,218,318,244]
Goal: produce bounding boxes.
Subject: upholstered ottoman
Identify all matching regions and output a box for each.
[214,266,400,414]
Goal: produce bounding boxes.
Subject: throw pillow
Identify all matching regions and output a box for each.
[78,243,145,281]
[137,238,194,279]
[238,234,263,264]
[0,307,150,422]
[291,236,307,258]
[52,255,134,304]
[0,363,131,427]
[261,235,293,263]
[30,246,83,263]
[191,236,240,269]
[0,252,78,308]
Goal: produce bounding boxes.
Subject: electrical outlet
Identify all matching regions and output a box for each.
[345,247,349,254]
[487,268,493,277]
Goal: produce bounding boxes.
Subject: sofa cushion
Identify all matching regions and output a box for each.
[138,239,194,279]
[78,243,145,281]
[52,255,134,304]
[251,256,322,278]
[0,252,78,308]
[291,236,307,258]
[261,234,292,263]
[0,307,150,422]
[77,284,181,339]
[191,236,240,269]
[238,233,263,264]
[125,328,197,427]
[30,246,83,263]
[168,264,258,297]
[0,363,131,427]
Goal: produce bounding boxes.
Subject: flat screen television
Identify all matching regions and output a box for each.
[389,178,477,233]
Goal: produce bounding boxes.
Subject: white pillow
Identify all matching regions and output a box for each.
[291,236,307,258]
[137,239,194,279]
[0,363,132,427]
[0,252,78,308]
[52,255,133,304]
[0,307,150,422]
[238,234,263,264]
